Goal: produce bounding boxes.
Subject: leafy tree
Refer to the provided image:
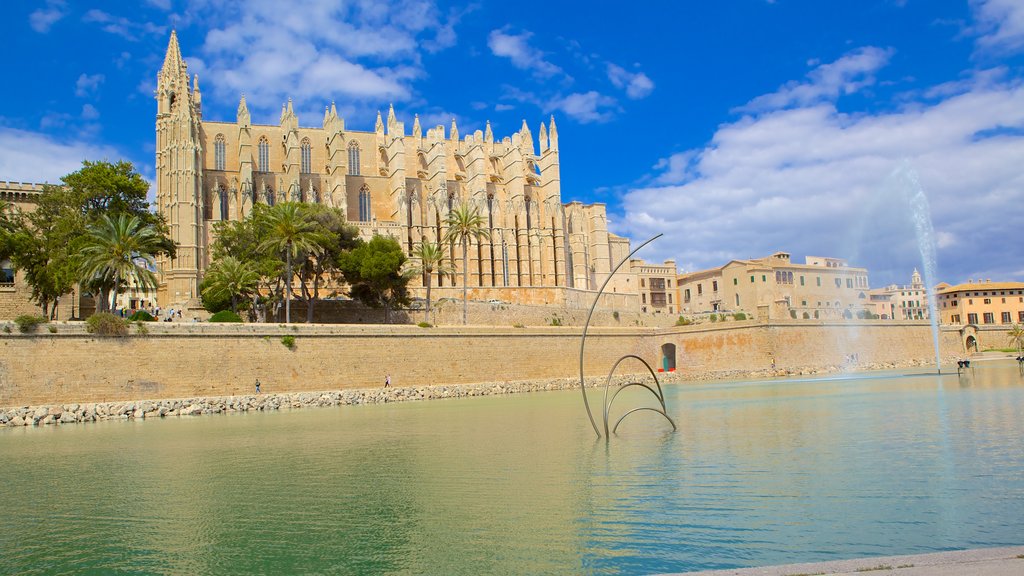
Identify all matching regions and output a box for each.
[340,235,410,324]
[201,256,260,314]
[406,240,451,325]
[258,202,328,323]
[79,213,170,312]
[295,204,360,323]
[210,205,284,321]
[443,204,490,325]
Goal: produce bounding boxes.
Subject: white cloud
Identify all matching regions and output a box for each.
[487,29,563,78]
[81,104,100,120]
[971,0,1024,54]
[739,47,894,112]
[0,127,121,184]
[29,0,67,33]
[75,73,105,97]
[607,63,654,99]
[83,9,166,41]
[547,91,617,124]
[178,0,458,124]
[615,60,1024,285]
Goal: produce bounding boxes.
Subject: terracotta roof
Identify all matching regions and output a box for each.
[936,281,1024,294]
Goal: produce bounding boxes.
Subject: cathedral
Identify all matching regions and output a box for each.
[155,32,663,310]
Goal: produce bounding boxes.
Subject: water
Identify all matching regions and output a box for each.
[1,363,1023,574]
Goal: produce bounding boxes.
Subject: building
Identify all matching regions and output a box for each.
[677,252,871,320]
[631,259,680,315]
[154,32,643,310]
[935,280,1024,326]
[866,269,930,320]
[0,181,84,320]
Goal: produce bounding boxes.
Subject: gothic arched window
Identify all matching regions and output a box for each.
[348,141,361,175]
[219,187,229,220]
[266,187,275,207]
[214,134,226,171]
[358,185,371,221]
[300,138,312,174]
[258,137,270,172]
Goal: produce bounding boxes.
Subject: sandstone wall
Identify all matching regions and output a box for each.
[0,320,963,408]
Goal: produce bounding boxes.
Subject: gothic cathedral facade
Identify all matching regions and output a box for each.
[155,32,634,308]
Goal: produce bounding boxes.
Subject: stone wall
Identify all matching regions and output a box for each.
[0,320,962,408]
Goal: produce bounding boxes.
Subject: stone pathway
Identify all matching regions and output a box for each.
[664,546,1024,576]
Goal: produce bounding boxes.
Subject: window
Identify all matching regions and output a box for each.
[983,312,994,324]
[258,137,270,172]
[750,275,755,283]
[265,187,275,206]
[951,314,960,324]
[835,278,842,288]
[968,313,978,324]
[214,134,226,171]
[0,260,14,286]
[642,293,646,304]
[846,278,853,288]
[1019,311,1024,322]
[762,274,766,282]
[735,294,740,306]
[984,298,992,305]
[301,138,312,174]
[712,280,718,292]
[219,188,229,221]
[651,278,665,291]
[969,299,974,305]
[684,289,691,303]
[668,294,672,304]
[641,278,645,288]
[1001,312,1011,323]
[816,277,821,286]
[800,275,805,286]
[733,278,738,285]
[667,279,671,288]
[358,185,371,221]
[348,141,361,175]
[697,283,703,295]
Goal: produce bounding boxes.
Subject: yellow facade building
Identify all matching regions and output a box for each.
[678,252,871,320]
[154,32,657,310]
[935,280,1024,326]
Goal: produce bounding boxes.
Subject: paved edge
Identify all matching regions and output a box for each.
[661,546,1024,575]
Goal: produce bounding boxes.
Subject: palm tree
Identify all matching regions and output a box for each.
[1008,323,1024,357]
[79,213,166,312]
[443,203,490,325]
[258,202,325,323]
[407,240,452,325]
[202,256,260,314]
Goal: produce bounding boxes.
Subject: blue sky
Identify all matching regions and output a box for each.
[2,0,1024,286]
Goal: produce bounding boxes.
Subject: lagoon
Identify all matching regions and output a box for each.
[1,362,1022,574]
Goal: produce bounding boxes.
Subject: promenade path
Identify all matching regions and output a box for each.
[667,546,1024,576]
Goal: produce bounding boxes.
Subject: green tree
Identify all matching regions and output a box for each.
[201,256,260,314]
[340,235,410,324]
[295,204,360,323]
[78,214,170,312]
[406,240,451,325]
[443,203,490,325]
[210,204,284,321]
[258,202,328,323]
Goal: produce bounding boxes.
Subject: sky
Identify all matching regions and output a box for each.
[2,0,1024,287]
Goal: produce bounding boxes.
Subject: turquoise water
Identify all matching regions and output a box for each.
[1,362,1022,574]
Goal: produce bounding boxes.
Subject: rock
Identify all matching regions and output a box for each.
[40,415,53,425]
[133,409,144,419]
[59,412,77,424]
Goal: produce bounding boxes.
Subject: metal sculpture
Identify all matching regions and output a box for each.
[578,234,677,438]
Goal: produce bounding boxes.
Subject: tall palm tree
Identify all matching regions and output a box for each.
[407,240,452,325]
[443,203,490,325]
[79,213,166,311]
[258,202,326,323]
[202,256,260,314]
[1008,323,1024,357]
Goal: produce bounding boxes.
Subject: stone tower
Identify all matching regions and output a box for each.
[155,31,205,306]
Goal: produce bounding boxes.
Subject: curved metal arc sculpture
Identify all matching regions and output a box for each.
[578,233,677,438]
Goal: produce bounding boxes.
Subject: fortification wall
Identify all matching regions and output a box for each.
[0,320,964,408]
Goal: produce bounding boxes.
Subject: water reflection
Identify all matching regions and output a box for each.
[0,361,1022,574]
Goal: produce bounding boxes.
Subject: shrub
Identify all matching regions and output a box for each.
[733,312,747,321]
[128,310,156,322]
[417,321,433,328]
[709,314,719,323]
[209,310,243,323]
[281,335,296,350]
[550,316,563,326]
[86,312,129,337]
[14,315,48,333]
[47,325,58,334]
[612,311,620,321]
[2,325,10,334]
[676,316,694,326]
[135,322,149,336]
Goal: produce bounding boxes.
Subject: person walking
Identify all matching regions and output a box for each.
[255,379,261,394]
[384,374,391,388]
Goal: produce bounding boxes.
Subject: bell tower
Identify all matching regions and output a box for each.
[155,31,205,307]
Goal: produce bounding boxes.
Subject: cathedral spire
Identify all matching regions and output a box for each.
[413,114,422,139]
[549,115,559,151]
[538,121,548,153]
[520,119,534,154]
[237,94,250,125]
[162,30,184,73]
[484,120,493,144]
[375,110,384,133]
[450,117,459,143]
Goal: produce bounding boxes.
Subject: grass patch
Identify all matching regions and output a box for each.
[513,323,525,328]
[280,335,296,350]
[417,321,432,328]
[675,316,694,326]
[47,325,58,334]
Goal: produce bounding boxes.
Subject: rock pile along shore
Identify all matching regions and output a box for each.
[0,358,945,428]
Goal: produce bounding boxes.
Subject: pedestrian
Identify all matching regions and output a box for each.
[255,379,261,394]
[384,373,391,388]
[770,356,776,370]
